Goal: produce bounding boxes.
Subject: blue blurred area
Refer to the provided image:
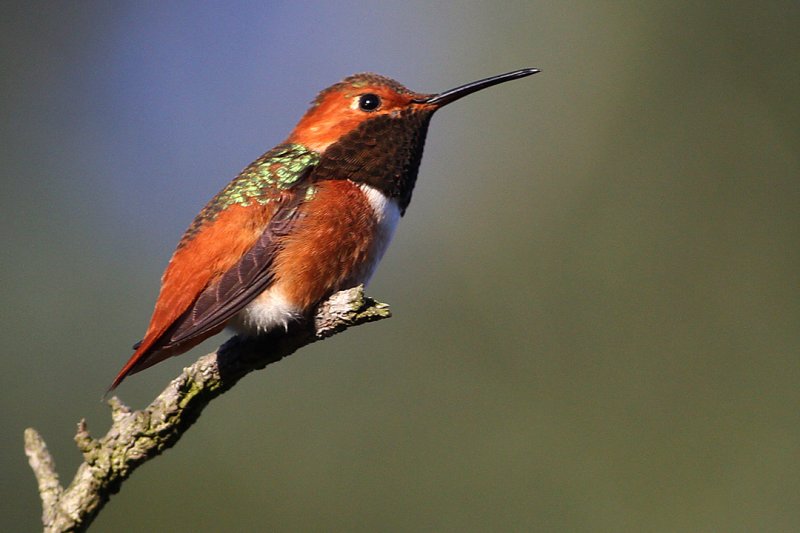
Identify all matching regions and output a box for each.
[2,2,799,531]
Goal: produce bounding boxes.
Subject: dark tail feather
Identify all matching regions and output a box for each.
[104,339,160,396]
[104,358,139,397]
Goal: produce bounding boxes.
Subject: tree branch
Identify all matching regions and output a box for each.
[24,286,390,532]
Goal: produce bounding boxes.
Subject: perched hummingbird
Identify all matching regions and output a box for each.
[110,68,539,390]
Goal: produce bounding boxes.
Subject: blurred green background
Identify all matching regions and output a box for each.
[2,2,798,531]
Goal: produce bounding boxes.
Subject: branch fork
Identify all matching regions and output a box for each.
[25,286,390,532]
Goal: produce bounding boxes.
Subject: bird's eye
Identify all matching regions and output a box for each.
[358,93,381,111]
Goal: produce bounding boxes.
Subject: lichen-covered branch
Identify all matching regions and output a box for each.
[24,286,390,533]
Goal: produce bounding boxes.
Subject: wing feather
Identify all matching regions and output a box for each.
[109,144,318,390]
[159,198,303,348]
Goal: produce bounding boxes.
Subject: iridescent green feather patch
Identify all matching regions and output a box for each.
[177,143,319,248]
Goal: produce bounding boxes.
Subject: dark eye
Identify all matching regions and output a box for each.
[358,93,381,111]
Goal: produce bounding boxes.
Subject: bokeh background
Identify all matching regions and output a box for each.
[2,2,798,531]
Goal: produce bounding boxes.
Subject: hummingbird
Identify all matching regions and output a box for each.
[110,67,539,390]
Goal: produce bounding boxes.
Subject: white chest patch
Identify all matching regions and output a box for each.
[358,183,401,285]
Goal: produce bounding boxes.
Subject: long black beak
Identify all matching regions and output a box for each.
[413,68,540,107]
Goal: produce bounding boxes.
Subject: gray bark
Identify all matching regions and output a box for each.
[24,286,390,532]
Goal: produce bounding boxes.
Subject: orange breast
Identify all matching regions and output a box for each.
[273,180,382,311]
